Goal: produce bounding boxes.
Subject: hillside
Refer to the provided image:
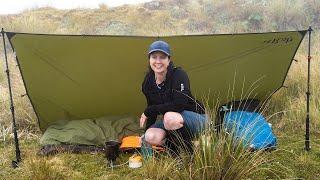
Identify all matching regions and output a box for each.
[1,0,319,35]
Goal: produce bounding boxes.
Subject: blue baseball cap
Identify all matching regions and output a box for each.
[148,40,171,57]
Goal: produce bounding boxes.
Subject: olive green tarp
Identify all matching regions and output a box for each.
[6,31,306,135]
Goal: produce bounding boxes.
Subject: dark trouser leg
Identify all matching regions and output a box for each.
[165,126,194,156]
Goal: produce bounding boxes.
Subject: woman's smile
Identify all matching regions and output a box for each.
[154,63,164,69]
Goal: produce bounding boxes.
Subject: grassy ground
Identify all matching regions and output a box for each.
[0,0,319,179]
[1,132,320,179]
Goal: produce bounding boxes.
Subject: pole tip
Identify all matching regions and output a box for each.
[11,161,19,168]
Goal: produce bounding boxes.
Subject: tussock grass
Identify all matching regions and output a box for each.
[190,132,289,179]
[179,103,291,179]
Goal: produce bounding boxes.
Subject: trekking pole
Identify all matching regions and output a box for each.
[305,26,312,151]
[1,28,21,167]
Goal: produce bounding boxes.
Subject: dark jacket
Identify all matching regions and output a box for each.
[142,62,205,129]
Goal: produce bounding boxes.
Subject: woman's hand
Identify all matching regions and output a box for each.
[140,113,148,128]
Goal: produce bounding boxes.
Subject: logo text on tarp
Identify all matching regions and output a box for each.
[263,36,293,45]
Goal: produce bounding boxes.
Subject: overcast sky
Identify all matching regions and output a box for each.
[0,0,153,15]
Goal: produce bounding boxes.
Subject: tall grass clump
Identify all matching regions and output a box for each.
[179,105,290,179]
[189,132,284,179]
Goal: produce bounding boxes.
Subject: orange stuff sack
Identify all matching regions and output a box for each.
[120,136,165,152]
[120,136,141,150]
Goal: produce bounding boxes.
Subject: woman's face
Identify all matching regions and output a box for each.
[149,51,170,74]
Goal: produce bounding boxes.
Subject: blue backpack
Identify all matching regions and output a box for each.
[219,100,277,150]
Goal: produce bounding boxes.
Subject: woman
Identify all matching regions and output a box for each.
[140,40,207,153]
